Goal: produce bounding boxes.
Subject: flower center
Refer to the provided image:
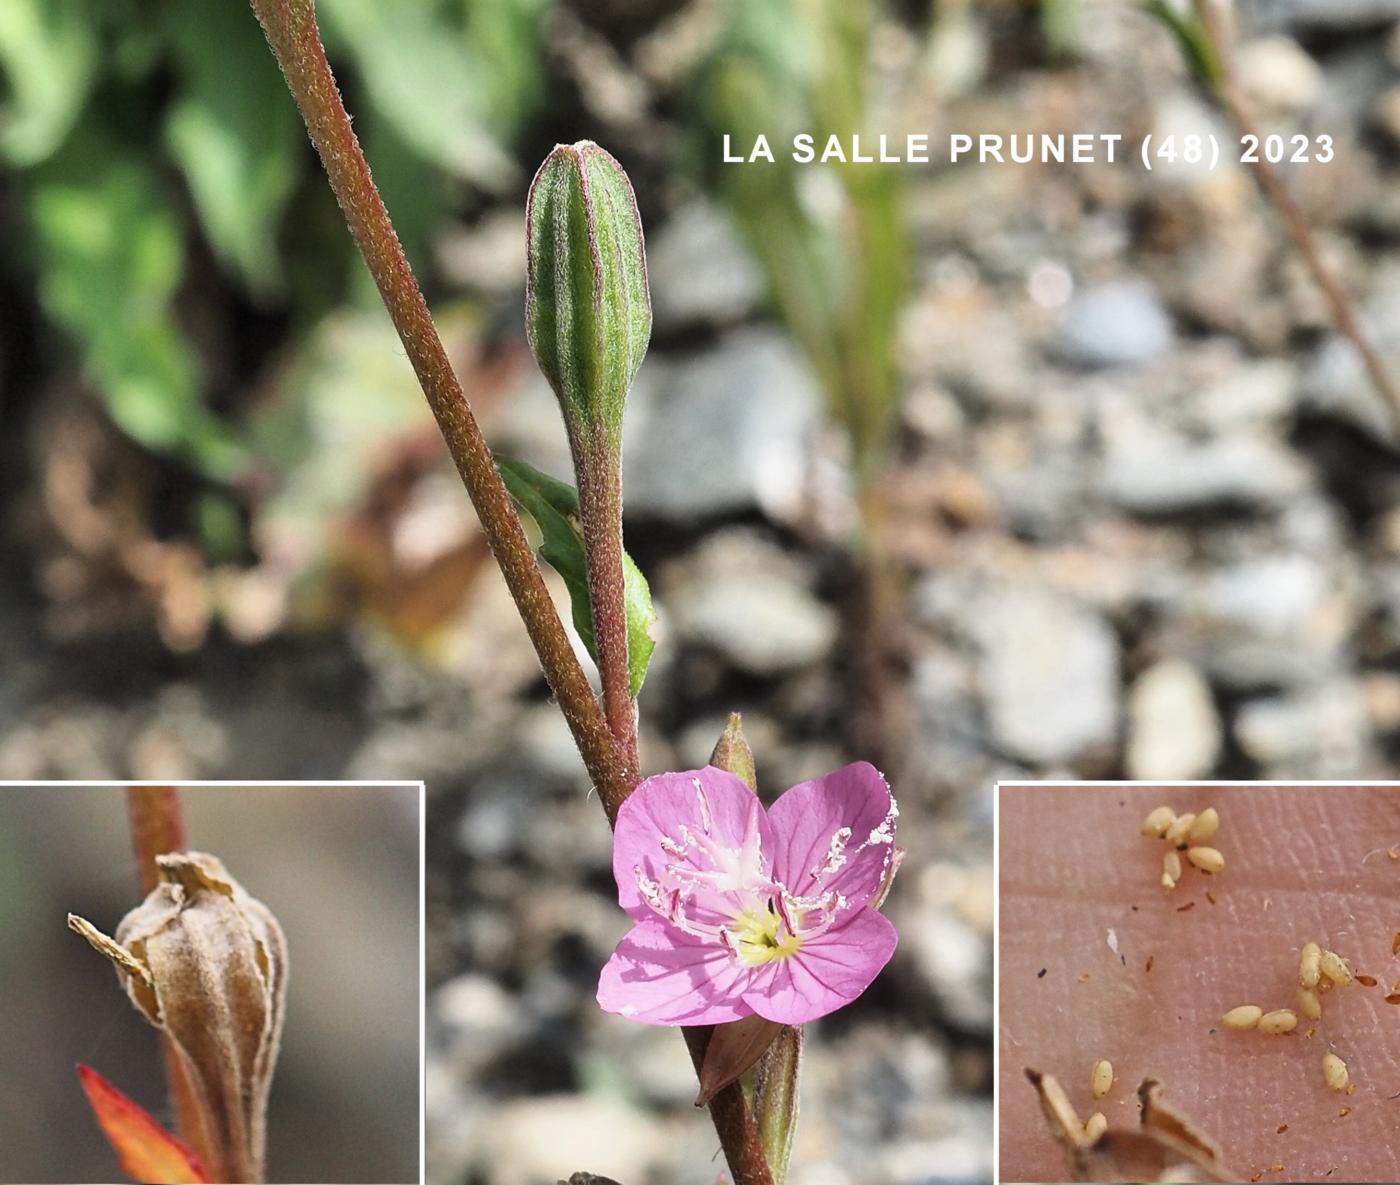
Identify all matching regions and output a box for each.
[730,902,803,966]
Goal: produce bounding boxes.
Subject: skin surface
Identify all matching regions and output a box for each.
[999,784,1400,1183]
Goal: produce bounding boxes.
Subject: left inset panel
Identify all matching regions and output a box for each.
[0,782,423,1185]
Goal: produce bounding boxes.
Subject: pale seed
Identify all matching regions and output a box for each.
[1297,987,1322,1021]
[1299,942,1321,990]
[1188,807,1219,842]
[1090,1058,1113,1099]
[1258,1009,1298,1035]
[1186,846,1225,874]
[1162,850,1182,889]
[1322,1053,1349,1092]
[1164,812,1197,846]
[1083,1111,1107,1143]
[1319,949,1352,987]
[1141,805,1177,837]
[1222,1005,1263,1030]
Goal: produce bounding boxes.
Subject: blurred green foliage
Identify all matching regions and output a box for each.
[0,0,552,480]
[695,0,910,487]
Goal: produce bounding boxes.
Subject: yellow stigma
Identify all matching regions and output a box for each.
[732,904,803,966]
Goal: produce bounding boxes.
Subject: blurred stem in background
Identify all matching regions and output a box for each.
[697,0,913,772]
[123,786,215,1176]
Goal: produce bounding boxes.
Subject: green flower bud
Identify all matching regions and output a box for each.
[526,141,651,443]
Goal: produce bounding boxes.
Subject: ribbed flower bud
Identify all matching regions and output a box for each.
[526,140,651,445]
[70,851,287,1184]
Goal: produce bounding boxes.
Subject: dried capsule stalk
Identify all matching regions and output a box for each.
[1297,986,1322,1021]
[1025,1067,1087,1151]
[1162,850,1182,889]
[1321,1053,1349,1092]
[1186,846,1225,874]
[1141,806,1177,837]
[1258,1009,1298,1035]
[1299,942,1321,989]
[1319,949,1352,987]
[1221,1005,1263,1030]
[1164,813,1197,847]
[1091,1058,1114,1099]
[70,851,287,1184]
[1187,807,1219,842]
[1083,1111,1108,1143]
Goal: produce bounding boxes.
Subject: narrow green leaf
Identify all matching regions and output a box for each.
[0,0,97,166]
[496,455,657,698]
[1141,0,1224,87]
[163,0,302,297]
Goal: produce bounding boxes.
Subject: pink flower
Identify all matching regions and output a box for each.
[597,762,899,1026]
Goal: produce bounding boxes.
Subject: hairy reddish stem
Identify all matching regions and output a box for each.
[572,430,640,786]
[248,0,630,819]
[124,787,217,1177]
[684,1027,779,1185]
[1193,0,1400,436]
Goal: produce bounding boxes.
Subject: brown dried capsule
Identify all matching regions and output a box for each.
[1319,949,1352,987]
[1091,1058,1114,1099]
[1258,1009,1298,1035]
[1186,847,1225,874]
[1188,807,1219,843]
[1162,850,1182,889]
[1164,813,1197,847]
[1322,1053,1349,1092]
[1299,942,1321,990]
[1297,987,1322,1021]
[1222,1005,1263,1030]
[1141,805,1177,837]
[70,851,287,1184]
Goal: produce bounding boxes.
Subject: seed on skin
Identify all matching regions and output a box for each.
[1091,1058,1114,1099]
[1083,1111,1107,1142]
[1251,1174,1262,1182]
[1297,987,1322,1020]
[1338,1107,1351,1118]
[1355,974,1377,987]
[1222,1005,1264,1030]
[1322,1053,1349,1092]
[1319,949,1352,987]
[1145,954,1154,973]
[1186,846,1225,874]
[1385,993,1400,1005]
[1305,1028,1316,1039]
[1141,805,1177,837]
[1176,901,1195,912]
[1277,1123,1288,1133]
[1188,807,1220,842]
[1162,850,1182,889]
[1392,932,1400,956]
[1164,812,1197,847]
[1258,1009,1298,1035]
[1389,846,1399,860]
[1206,889,1217,905]
[1299,942,1321,990]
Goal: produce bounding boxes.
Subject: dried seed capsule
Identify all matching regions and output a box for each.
[1188,807,1219,842]
[1186,846,1225,874]
[1222,1005,1263,1030]
[70,852,287,1184]
[1083,1111,1107,1143]
[1322,1053,1349,1092]
[1297,986,1322,1020]
[1299,942,1321,989]
[1164,813,1197,847]
[1141,805,1177,837]
[1258,1009,1298,1035]
[1319,949,1352,987]
[1090,1058,1114,1099]
[1162,850,1182,889]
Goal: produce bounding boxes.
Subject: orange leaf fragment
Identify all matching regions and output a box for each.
[77,1064,211,1185]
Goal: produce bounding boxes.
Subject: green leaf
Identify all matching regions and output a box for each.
[0,0,98,166]
[749,1024,802,1184]
[1141,0,1224,87]
[163,0,302,297]
[496,455,657,698]
[319,0,514,189]
[29,128,246,477]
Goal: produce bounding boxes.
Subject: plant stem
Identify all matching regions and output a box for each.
[125,787,217,1178]
[683,1027,778,1185]
[248,0,630,819]
[571,430,640,784]
[1193,0,1400,436]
